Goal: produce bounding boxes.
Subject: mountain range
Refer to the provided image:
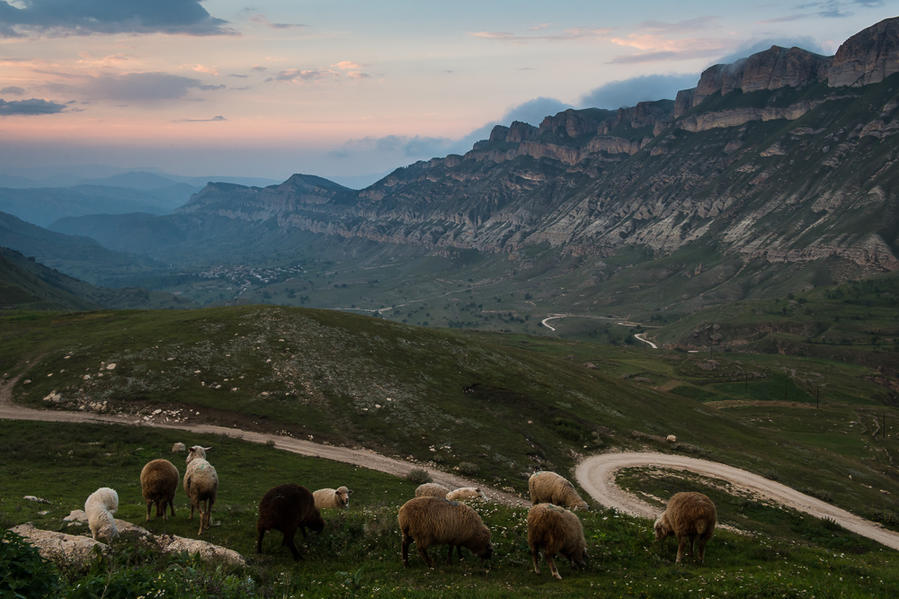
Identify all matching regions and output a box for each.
[9,17,899,317]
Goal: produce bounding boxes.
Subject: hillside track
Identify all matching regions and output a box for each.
[576,451,899,551]
[0,371,526,506]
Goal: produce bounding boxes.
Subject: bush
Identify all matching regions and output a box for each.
[457,461,479,476]
[405,468,432,484]
[0,530,61,598]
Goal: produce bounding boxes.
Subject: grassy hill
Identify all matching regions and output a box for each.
[1,420,897,598]
[1,305,896,531]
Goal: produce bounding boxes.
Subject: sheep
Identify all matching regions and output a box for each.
[184,445,218,535]
[414,482,450,498]
[312,485,352,510]
[654,491,717,564]
[397,496,492,568]
[140,458,179,521]
[256,484,324,560]
[527,503,588,580]
[528,471,588,510]
[84,487,118,541]
[666,434,677,443]
[445,487,487,502]
[171,442,186,453]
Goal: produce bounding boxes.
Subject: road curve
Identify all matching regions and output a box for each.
[575,451,899,551]
[0,373,526,506]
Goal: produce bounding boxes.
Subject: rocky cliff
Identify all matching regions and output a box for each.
[160,18,899,281]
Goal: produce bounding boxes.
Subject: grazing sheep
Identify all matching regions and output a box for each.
[397,496,492,568]
[445,487,487,502]
[654,491,717,564]
[84,487,118,541]
[666,434,677,443]
[528,471,588,510]
[140,459,179,521]
[256,484,324,560]
[184,445,218,535]
[415,482,450,498]
[527,503,588,580]
[171,442,186,453]
[313,485,352,510]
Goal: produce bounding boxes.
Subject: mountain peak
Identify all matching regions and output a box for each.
[829,16,899,87]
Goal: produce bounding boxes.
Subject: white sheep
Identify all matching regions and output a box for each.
[528,471,588,510]
[527,503,588,580]
[171,442,186,453]
[184,445,218,535]
[414,482,450,498]
[84,487,119,541]
[445,487,487,502]
[313,485,352,509]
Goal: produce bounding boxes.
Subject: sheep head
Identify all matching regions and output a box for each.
[653,516,671,540]
[186,445,210,465]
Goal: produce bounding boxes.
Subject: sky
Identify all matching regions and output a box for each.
[0,0,897,186]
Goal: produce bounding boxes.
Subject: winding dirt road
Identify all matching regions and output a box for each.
[0,373,526,506]
[575,451,899,551]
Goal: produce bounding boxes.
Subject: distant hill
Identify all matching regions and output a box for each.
[0,246,190,310]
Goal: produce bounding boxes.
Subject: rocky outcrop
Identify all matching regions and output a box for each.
[828,17,899,87]
[10,523,108,568]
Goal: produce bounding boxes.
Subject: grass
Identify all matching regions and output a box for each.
[2,420,899,598]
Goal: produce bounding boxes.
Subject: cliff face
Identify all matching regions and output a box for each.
[174,18,899,276]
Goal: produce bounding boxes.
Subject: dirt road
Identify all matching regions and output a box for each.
[575,451,899,551]
[0,373,526,506]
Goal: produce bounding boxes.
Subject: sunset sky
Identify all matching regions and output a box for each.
[1,0,897,185]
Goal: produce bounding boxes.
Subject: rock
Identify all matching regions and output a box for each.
[156,534,246,567]
[9,523,108,568]
[666,434,677,443]
[171,441,187,452]
[23,495,50,504]
[828,17,899,87]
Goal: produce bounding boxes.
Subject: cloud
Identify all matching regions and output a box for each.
[248,14,306,30]
[774,1,884,20]
[0,97,66,115]
[271,63,371,84]
[0,85,24,95]
[470,26,612,42]
[175,114,226,122]
[53,72,217,103]
[333,60,363,70]
[713,37,830,64]
[0,0,233,37]
[578,74,700,109]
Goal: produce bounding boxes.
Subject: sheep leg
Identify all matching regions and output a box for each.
[531,548,541,574]
[401,534,412,567]
[283,530,301,561]
[696,537,707,565]
[418,544,434,569]
[256,528,266,554]
[168,498,176,518]
[446,545,454,565]
[676,536,688,563]
[547,554,562,580]
[145,500,152,522]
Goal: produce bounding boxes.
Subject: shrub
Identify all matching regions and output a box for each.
[457,461,479,476]
[405,468,432,484]
[0,530,61,598]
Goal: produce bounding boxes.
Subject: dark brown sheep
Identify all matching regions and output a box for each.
[654,491,717,564]
[140,459,179,521]
[397,496,492,568]
[256,484,324,560]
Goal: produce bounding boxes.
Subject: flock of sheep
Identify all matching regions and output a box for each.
[80,445,717,581]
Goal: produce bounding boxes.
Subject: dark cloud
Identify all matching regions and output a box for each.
[0,85,24,95]
[272,68,333,82]
[0,0,233,37]
[794,0,883,18]
[175,114,226,122]
[59,72,213,103]
[578,74,700,109]
[0,97,66,115]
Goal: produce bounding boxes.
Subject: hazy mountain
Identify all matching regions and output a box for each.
[45,18,899,313]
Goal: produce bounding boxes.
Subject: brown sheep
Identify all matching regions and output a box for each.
[140,458,179,521]
[414,482,450,498]
[528,471,588,510]
[527,503,588,580]
[256,484,324,561]
[654,491,717,564]
[397,496,492,568]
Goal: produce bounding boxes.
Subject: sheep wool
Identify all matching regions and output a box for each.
[528,471,589,510]
[414,482,450,498]
[654,491,717,564]
[445,487,487,502]
[313,485,352,509]
[527,503,588,580]
[397,496,492,568]
[184,446,218,535]
[140,458,179,521]
[256,484,324,560]
[84,487,119,541]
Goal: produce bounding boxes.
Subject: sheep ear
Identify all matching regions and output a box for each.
[203,446,213,451]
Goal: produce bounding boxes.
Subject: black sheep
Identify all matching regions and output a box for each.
[256,484,324,560]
